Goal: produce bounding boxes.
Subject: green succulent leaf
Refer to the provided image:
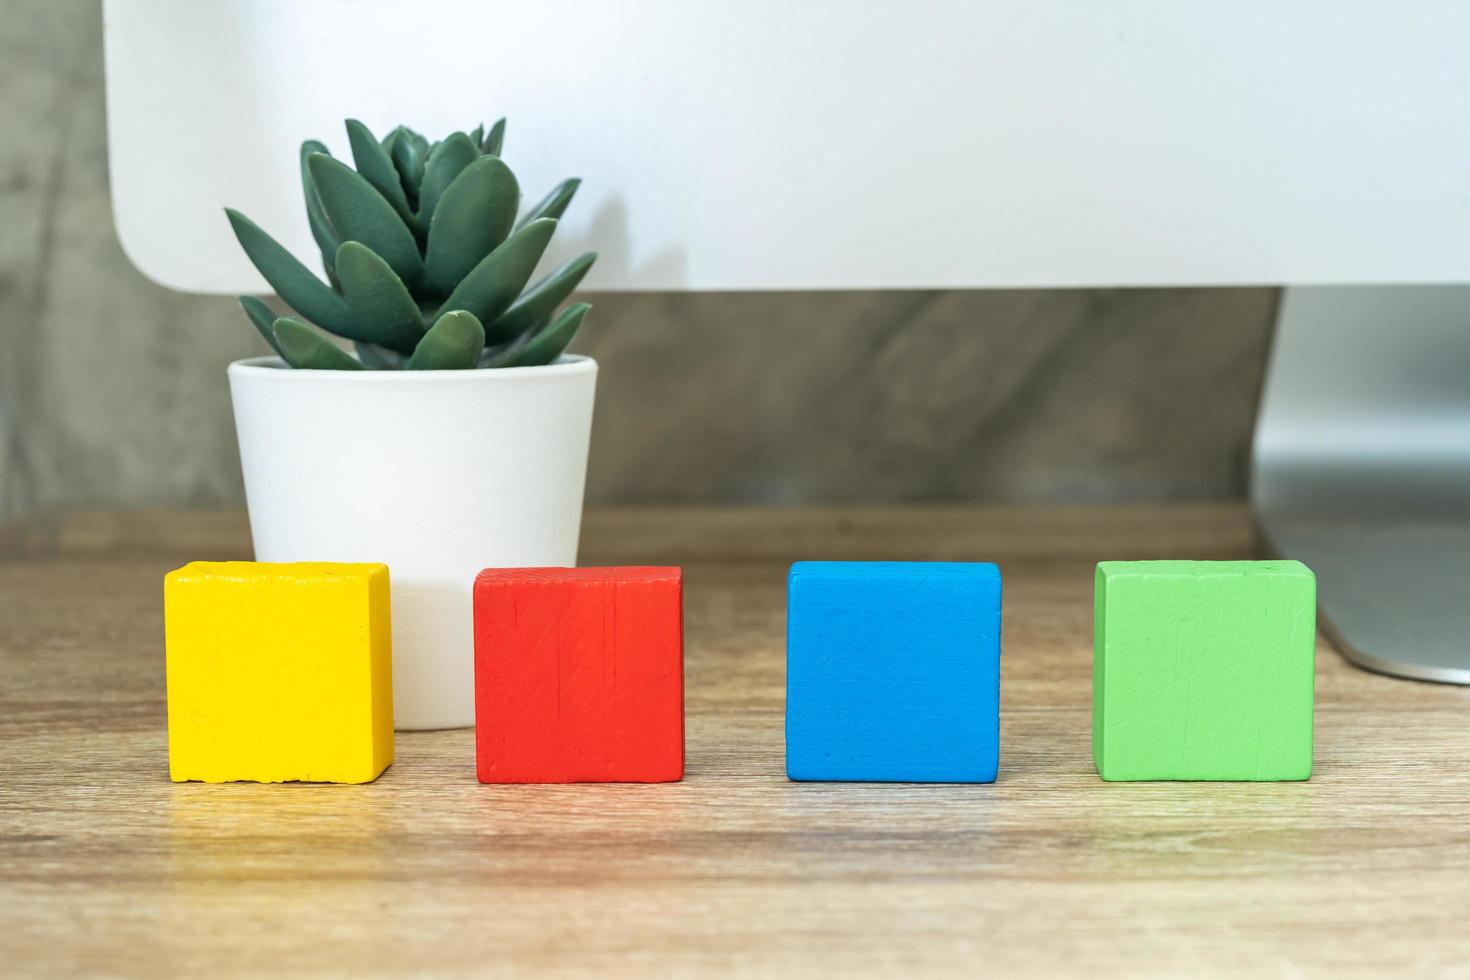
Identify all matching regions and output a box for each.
[333,242,427,354]
[387,129,425,206]
[417,132,482,227]
[487,251,596,344]
[346,119,417,230]
[485,302,590,368]
[482,118,506,156]
[354,341,407,369]
[239,296,286,357]
[299,140,338,266]
[437,217,556,328]
[516,178,581,231]
[272,317,365,370]
[308,153,424,290]
[386,127,428,159]
[225,208,355,334]
[423,155,521,297]
[469,123,484,147]
[406,310,486,370]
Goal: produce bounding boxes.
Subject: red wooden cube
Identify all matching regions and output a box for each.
[473,566,684,783]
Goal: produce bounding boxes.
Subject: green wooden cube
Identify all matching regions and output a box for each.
[1093,560,1316,781]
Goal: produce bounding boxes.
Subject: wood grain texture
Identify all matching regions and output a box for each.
[3,504,1469,978]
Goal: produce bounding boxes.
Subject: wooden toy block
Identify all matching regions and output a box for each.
[1093,560,1316,781]
[164,562,394,784]
[786,561,1002,783]
[473,567,684,783]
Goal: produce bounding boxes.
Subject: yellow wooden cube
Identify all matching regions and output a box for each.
[164,562,394,783]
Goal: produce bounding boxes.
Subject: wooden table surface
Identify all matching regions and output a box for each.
[4,504,1469,978]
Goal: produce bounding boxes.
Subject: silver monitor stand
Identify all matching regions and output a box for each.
[1252,286,1470,683]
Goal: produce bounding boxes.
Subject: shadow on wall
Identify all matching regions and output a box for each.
[543,196,689,294]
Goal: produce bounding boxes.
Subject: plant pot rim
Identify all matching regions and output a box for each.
[227,353,596,382]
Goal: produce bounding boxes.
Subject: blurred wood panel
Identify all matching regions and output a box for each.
[3,505,1468,977]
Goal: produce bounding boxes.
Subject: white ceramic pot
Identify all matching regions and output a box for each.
[227,355,598,730]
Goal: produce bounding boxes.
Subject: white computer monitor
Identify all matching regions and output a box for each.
[105,0,1470,294]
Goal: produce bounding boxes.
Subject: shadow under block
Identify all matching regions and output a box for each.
[473,567,684,783]
[1093,560,1316,782]
[163,562,395,783]
[786,562,1002,783]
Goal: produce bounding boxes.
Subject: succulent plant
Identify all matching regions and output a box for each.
[227,118,595,370]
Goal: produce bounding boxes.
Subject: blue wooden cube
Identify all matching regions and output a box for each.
[785,561,1002,783]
